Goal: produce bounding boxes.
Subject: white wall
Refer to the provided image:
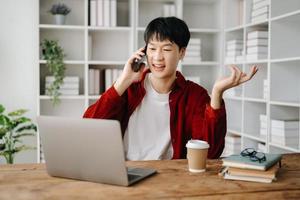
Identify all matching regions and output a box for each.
[0,0,38,163]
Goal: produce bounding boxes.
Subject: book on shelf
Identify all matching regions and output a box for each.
[271,119,299,129]
[247,46,268,54]
[90,0,97,26]
[252,0,270,11]
[94,69,100,95]
[252,6,269,17]
[247,38,268,46]
[227,43,243,51]
[163,3,176,17]
[45,83,79,90]
[89,69,95,95]
[97,0,104,26]
[251,13,269,23]
[248,31,268,39]
[90,0,117,27]
[222,153,282,171]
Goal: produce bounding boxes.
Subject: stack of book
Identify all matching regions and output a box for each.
[260,114,267,140]
[221,153,282,183]
[251,0,270,23]
[45,76,79,95]
[271,119,299,148]
[263,79,268,99]
[222,135,241,157]
[163,3,176,17]
[90,0,117,27]
[246,30,268,61]
[225,40,243,63]
[184,38,201,63]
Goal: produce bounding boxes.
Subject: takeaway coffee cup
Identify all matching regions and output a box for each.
[186,140,210,173]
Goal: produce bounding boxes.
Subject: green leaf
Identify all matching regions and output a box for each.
[8,109,28,117]
[0,115,12,127]
[0,104,4,114]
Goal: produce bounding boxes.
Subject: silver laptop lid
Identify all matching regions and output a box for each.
[37,116,129,186]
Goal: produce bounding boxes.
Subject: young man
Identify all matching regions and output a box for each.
[83,17,258,160]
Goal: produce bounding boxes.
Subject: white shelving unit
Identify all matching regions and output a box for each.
[222,0,300,156]
[37,0,223,162]
[37,0,299,162]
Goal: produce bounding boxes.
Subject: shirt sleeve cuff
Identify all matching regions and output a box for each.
[205,99,226,119]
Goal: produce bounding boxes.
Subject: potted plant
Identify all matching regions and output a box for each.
[0,104,37,164]
[49,3,71,25]
[41,39,66,105]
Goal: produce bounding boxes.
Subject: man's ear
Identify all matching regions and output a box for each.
[179,47,186,60]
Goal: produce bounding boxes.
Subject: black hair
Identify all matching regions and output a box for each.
[144,17,190,50]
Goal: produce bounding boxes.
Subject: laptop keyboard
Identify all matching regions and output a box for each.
[128,173,141,181]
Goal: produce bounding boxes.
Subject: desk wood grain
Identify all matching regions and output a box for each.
[0,154,300,200]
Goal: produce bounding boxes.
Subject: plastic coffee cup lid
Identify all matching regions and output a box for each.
[186,140,210,149]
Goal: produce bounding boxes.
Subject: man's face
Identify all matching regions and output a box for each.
[146,37,186,80]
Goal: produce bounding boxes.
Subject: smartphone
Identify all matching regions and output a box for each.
[132,45,147,72]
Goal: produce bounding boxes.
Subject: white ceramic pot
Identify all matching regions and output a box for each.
[54,14,66,25]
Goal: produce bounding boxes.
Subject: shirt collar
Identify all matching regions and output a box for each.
[141,69,186,90]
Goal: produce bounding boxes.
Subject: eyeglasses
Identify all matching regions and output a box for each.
[240,148,266,163]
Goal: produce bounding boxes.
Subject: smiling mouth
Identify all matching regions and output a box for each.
[152,64,165,71]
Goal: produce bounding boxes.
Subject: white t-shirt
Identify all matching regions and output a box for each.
[123,74,173,160]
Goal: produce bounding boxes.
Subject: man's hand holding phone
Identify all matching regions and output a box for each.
[113,46,148,96]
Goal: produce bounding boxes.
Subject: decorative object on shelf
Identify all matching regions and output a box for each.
[49,3,71,25]
[41,39,66,105]
[0,104,37,164]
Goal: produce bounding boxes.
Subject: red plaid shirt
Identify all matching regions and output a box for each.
[83,70,227,159]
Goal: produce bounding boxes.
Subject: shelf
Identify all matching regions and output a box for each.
[225,25,244,33]
[270,101,300,108]
[245,20,269,28]
[189,28,220,33]
[88,95,101,100]
[40,95,85,100]
[39,60,85,65]
[227,129,242,136]
[243,98,267,103]
[88,26,131,32]
[271,56,300,63]
[271,9,300,22]
[269,143,300,153]
[243,133,266,143]
[39,24,85,30]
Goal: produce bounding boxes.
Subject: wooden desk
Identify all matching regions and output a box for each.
[0,154,300,199]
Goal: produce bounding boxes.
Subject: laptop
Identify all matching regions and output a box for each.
[37,116,156,186]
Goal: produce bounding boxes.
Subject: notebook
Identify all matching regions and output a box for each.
[37,116,156,186]
[222,153,282,171]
